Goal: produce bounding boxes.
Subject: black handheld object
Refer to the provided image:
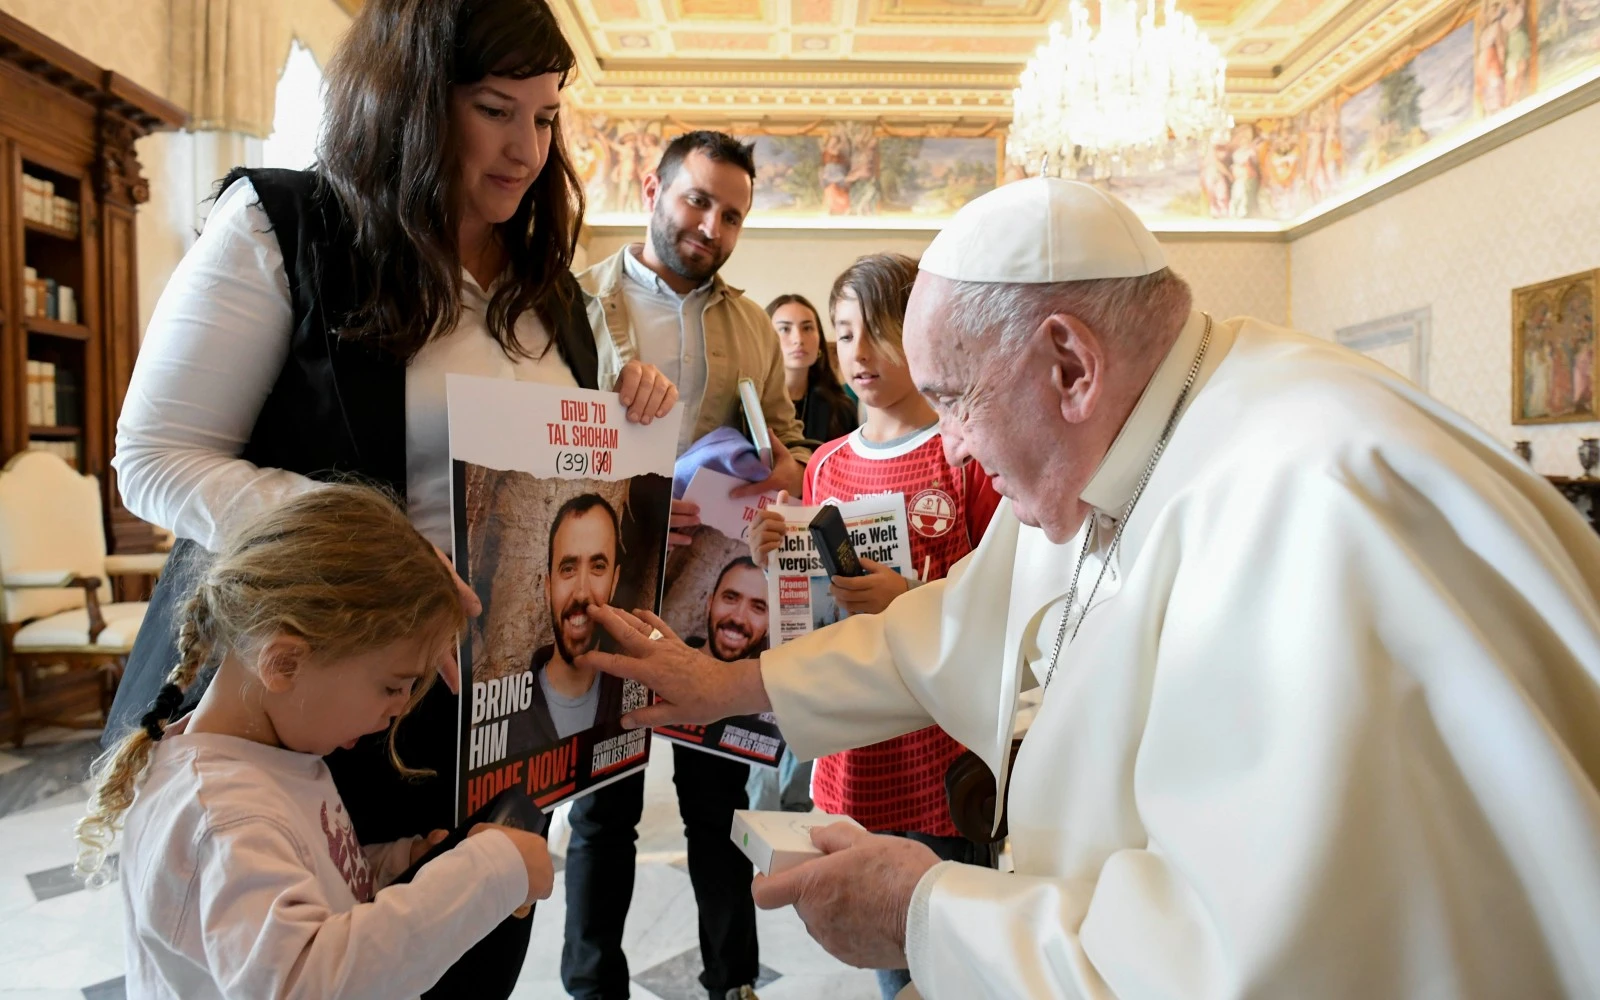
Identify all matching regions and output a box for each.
[389,786,542,886]
[809,504,866,578]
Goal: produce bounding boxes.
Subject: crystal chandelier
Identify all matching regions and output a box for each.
[1008,0,1233,178]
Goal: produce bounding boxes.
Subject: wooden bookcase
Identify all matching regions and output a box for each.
[0,12,186,738]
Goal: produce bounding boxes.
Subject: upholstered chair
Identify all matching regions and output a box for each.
[0,451,166,745]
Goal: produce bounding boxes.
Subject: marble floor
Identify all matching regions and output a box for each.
[0,728,882,1000]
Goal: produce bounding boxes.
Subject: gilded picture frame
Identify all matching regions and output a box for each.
[1511,268,1600,425]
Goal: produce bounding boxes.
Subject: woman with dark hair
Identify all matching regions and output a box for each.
[767,293,859,445]
[106,1,674,994]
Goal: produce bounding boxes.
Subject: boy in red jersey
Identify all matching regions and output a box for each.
[749,253,1001,1000]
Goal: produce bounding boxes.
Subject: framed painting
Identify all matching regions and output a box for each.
[1335,306,1431,390]
[1512,269,1599,425]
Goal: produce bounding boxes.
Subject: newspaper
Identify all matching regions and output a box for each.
[448,375,681,819]
[655,467,787,766]
[766,495,913,645]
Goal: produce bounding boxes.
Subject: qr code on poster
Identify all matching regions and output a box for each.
[622,679,649,714]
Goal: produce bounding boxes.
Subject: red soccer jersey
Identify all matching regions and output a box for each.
[802,424,1002,836]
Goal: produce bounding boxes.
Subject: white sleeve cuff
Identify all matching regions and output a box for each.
[905,860,958,996]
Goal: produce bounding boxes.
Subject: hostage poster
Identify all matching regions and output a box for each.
[448,375,680,820]
[654,468,787,767]
[766,495,913,645]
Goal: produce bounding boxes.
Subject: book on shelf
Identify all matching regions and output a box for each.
[19,267,76,322]
[54,367,79,426]
[21,174,78,231]
[26,361,59,425]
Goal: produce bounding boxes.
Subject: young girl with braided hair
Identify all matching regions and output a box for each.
[76,485,553,999]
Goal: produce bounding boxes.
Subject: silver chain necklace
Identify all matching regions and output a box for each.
[1042,314,1214,690]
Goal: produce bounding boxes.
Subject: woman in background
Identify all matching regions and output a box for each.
[768,293,858,445]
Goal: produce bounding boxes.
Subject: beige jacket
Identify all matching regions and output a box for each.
[579,245,811,463]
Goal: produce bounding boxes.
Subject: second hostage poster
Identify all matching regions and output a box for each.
[448,375,680,819]
[654,468,787,767]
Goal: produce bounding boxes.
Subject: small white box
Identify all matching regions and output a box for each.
[730,810,862,876]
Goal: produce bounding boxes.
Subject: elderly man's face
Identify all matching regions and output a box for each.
[905,274,1094,544]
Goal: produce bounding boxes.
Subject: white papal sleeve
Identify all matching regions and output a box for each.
[903,467,1600,999]
[762,577,946,760]
[112,177,319,552]
[763,503,1027,766]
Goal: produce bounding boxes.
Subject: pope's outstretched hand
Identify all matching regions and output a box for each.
[751,823,942,969]
[577,605,771,729]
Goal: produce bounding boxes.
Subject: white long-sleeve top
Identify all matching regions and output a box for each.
[763,311,1600,999]
[114,178,617,552]
[120,716,529,999]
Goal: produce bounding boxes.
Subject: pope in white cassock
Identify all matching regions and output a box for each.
[580,178,1600,999]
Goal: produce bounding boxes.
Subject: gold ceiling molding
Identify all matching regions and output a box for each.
[1266,0,1465,112]
[1332,0,1477,98]
[864,0,1053,23]
[336,0,1475,120]
[651,113,1005,136]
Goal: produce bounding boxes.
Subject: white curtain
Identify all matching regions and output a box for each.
[169,0,290,138]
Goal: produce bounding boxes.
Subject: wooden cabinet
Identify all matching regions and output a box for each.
[0,11,185,547]
[0,12,185,739]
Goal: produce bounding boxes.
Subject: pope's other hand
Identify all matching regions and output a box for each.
[750,822,941,970]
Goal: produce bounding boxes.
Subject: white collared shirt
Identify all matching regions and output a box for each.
[114,177,582,553]
[619,244,711,454]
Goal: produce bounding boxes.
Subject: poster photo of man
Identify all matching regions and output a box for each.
[657,505,787,766]
[448,377,678,818]
[527,493,627,745]
[694,556,770,663]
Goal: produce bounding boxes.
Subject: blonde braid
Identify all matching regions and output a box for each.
[74,588,217,886]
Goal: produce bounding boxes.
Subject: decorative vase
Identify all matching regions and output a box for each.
[1514,440,1533,463]
[1580,438,1600,478]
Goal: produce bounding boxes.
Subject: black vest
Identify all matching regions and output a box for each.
[224,166,600,494]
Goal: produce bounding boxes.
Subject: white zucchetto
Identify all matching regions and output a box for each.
[920,177,1167,285]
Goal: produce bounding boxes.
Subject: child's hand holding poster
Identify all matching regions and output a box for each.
[655,468,788,767]
[448,375,681,821]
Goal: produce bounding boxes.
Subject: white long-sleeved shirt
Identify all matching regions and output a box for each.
[120,716,529,999]
[114,178,607,552]
[764,311,1600,999]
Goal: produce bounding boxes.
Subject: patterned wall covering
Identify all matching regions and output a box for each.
[0,0,170,92]
[1164,242,1289,326]
[1291,96,1600,475]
